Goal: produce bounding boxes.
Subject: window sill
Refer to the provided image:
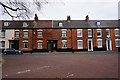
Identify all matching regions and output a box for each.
[97,46,102,48]
[78,47,83,49]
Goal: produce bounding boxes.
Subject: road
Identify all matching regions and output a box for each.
[2,52,119,79]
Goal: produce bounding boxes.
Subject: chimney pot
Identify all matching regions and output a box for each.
[85,15,89,21]
[67,16,71,22]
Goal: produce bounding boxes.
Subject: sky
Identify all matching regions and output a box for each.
[0,0,120,20]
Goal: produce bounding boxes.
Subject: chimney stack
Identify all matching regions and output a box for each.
[34,14,38,22]
[67,16,71,22]
[85,15,89,21]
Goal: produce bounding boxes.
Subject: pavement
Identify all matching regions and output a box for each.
[2,51,120,79]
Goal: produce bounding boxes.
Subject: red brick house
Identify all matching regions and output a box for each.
[1,16,120,52]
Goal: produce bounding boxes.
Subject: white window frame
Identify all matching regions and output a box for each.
[4,22,9,26]
[62,40,67,48]
[77,40,83,49]
[115,29,119,37]
[59,22,63,27]
[62,29,67,37]
[77,29,82,37]
[1,30,5,38]
[88,29,92,37]
[97,29,102,37]
[15,31,19,38]
[0,41,5,49]
[23,41,28,49]
[106,29,110,37]
[23,31,28,38]
[37,30,42,38]
[37,40,43,49]
[115,39,120,47]
[97,39,102,48]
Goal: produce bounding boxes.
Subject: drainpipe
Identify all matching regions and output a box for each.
[71,29,74,53]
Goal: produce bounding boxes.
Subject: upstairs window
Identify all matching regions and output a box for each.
[97,29,102,37]
[23,31,28,38]
[77,29,82,37]
[62,40,67,48]
[62,29,67,37]
[1,30,5,38]
[115,29,119,37]
[15,31,19,38]
[106,29,110,37]
[88,29,92,37]
[38,31,42,37]
[4,22,9,26]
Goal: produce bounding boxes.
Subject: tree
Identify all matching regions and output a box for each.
[0,0,48,20]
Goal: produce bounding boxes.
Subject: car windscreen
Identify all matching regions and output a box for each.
[6,48,14,50]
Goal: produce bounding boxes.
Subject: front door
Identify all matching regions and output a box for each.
[88,39,93,51]
[47,40,57,52]
[106,39,112,51]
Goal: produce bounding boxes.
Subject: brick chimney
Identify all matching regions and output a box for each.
[85,15,89,21]
[67,16,71,22]
[34,14,38,22]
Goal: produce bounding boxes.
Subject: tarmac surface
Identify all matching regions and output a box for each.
[2,51,120,78]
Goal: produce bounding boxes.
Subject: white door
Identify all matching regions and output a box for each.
[88,39,93,51]
[106,39,112,51]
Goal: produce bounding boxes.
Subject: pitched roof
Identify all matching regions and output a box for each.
[53,20,120,29]
[2,20,52,29]
[1,20,120,29]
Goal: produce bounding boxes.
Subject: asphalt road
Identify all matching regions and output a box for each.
[2,52,120,78]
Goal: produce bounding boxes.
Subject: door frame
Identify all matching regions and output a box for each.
[88,39,93,51]
[106,39,112,51]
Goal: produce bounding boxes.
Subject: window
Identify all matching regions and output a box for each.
[97,29,102,37]
[115,39,120,47]
[77,40,83,49]
[97,39,102,48]
[4,22,9,26]
[62,29,67,37]
[88,29,92,37]
[59,22,63,27]
[77,29,82,37]
[106,29,110,37]
[115,29,119,37]
[15,31,19,38]
[38,31,42,37]
[0,41,5,49]
[1,30,5,38]
[23,31,28,38]
[23,22,28,27]
[37,41,42,49]
[23,41,28,49]
[62,40,67,48]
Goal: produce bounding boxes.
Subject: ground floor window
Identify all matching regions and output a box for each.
[37,41,42,49]
[77,40,83,49]
[115,39,120,47]
[62,40,67,48]
[97,39,102,48]
[0,41,5,49]
[23,41,28,49]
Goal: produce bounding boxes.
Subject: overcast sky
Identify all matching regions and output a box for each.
[0,0,120,20]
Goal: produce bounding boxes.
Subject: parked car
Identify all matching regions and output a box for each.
[3,48,23,55]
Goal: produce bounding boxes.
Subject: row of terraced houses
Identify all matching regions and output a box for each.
[0,16,120,53]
